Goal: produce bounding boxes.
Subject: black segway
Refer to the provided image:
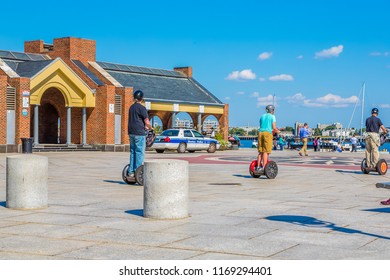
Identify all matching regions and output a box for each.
[249,159,278,179]
[122,164,144,185]
[361,134,388,175]
[121,129,155,185]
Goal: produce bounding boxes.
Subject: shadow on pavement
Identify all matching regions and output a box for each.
[335,170,363,174]
[265,214,390,240]
[233,174,260,179]
[103,180,128,185]
[362,207,390,213]
[125,209,144,217]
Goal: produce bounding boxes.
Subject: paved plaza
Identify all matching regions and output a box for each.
[0,148,390,260]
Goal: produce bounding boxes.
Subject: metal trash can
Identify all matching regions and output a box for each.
[21,138,33,154]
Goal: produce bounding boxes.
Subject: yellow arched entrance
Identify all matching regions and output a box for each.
[29,58,95,107]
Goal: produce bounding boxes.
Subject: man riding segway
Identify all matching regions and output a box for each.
[249,104,280,179]
[361,107,388,175]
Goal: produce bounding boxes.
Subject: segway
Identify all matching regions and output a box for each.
[122,164,144,185]
[360,134,388,175]
[249,159,278,179]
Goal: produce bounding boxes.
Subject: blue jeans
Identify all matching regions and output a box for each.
[129,134,146,174]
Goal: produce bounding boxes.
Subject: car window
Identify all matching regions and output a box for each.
[184,130,193,137]
[192,130,203,138]
[161,130,179,137]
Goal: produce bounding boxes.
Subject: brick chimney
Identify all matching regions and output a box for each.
[24,37,96,63]
[174,66,192,77]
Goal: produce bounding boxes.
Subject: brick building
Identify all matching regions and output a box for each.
[0,37,228,152]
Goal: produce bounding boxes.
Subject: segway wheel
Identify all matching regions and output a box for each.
[122,164,136,184]
[361,159,370,174]
[249,160,261,178]
[264,161,278,179]
[376,159,388,175]
[135,165,144,185]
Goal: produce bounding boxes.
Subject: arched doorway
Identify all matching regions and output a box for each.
[39,103,59,144]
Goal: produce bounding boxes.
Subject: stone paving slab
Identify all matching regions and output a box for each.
[0,149,390,260]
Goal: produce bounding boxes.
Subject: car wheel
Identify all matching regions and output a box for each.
[155,149,165,153]
[177,142,186,153]
[207,143,216,153]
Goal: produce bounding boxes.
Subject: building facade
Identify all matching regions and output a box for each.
[0,37,228,152]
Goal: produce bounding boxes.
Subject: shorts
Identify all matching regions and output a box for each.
[258,131,273,153]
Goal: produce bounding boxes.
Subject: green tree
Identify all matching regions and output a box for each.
[229,127,246,136]
[285,126,294,132]
[324,125,336,131]
[248,129,258,136]
[313,128,321,136]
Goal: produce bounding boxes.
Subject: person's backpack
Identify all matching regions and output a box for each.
[146,129,156,148]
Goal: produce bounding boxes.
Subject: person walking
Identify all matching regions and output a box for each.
[365,108,387,169]
[313,137,319,152]
[299,123,310,156]
[127,90,153,179]
[256,105,280,171]
[350,134,358,152]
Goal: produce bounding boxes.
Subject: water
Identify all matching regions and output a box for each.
[238,139,390,152]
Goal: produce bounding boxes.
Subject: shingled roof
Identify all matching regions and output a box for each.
[97,61,224,106]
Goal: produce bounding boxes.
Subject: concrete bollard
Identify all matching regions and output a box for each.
[143,159,189,219]
[6,154,48,210]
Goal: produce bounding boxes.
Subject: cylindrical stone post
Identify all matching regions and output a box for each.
[6,154,48,210]
[143,159,188,219]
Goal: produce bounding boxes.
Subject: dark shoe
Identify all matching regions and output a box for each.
[380,199,390,205]
[299,153,303,156]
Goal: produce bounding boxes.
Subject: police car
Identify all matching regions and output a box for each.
[153,128,220,153]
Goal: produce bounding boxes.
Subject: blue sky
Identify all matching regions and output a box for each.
[1,0,390,129]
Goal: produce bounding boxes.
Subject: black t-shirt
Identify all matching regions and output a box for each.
[128,102,148,135]
[365,116,383,133]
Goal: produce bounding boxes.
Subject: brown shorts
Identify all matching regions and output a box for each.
[258,131,273,153]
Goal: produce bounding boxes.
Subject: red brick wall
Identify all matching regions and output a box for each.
[8,77,31,144]
[116,87,133,144]
[86,85,115,144]
[24,40,45,53]
[0,75,7,144]
[218,104,229,140]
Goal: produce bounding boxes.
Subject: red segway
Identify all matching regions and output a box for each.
[249,159,278,179]
[361,134,388,175]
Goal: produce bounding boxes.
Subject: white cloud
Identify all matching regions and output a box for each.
[286,93,359,108]
[315,45,344,59]
[225,96,231,100]
[370,51,389,56]
[268,74,294,81]
[258,52,273,60]
[225,69,256,81]
[287,93,306,103]
[251,92,260,98]
[379,104,390,108]
[259,77,266,82]
[256,94,275,107]
[237,91,245,95]
[297,55,304,59]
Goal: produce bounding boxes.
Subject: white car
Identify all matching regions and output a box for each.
[153,129,220,153]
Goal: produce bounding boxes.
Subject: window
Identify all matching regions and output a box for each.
[161,130,179,137]
[184,130,193,137]
[192,130,203,138]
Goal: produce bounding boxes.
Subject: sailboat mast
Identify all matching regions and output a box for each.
[360,82,365,138]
